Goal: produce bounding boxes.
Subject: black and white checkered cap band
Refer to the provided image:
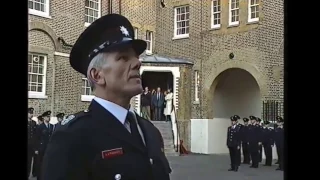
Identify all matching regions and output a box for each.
[88,37,133,59]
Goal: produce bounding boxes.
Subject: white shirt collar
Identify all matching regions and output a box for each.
[93,97,128,124]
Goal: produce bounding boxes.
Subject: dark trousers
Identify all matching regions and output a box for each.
[27,146,35,177]
[228,146,240,169]
[154,107,163,121]
[259,145,263,162]
[276,144,283,169]
[242,142,250,163]
[249,143,259,167]
[33,154,38,176]
[263,143,273,165]
[37,151,46,180]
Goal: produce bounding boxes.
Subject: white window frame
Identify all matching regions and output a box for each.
[173,5,190,39]
[248,0,259,23]
[211,0,221,29]
[81,78,94,102]
[134,27,138,39]
[229,0,240,26]
[84,0,102,27]
[28,53,48,99]
[194,70,200,102]
[28,0,51,18]
[145,31,153,55]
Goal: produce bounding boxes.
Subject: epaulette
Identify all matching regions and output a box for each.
[60,109,91,128]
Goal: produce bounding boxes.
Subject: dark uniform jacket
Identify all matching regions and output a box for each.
[227,125,241,147]
[240,125,250,143]
[41,100,171,180]
[247,124,262,144]
[36,122,54,153]
[28,119,38,149]
[261,127,274,145]
[274,127,284,148]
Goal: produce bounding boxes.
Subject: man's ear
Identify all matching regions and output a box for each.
[89,68,105,86]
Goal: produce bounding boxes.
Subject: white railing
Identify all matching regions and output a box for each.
[171,106,180,147]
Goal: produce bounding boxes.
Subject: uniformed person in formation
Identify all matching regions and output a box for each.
[33,115,44,178]
[227,115,241,172]
[28,107,37,178]
[53,112,65,131]
[233,115,243,166]
[256,117,263,163]
[240,117,251,164]
[274,116,284,171]
[36,110,54,180]
[41,14,171,180]
[248,116,262,168]
[261,120,274,166]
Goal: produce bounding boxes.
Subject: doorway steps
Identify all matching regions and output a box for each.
[151,121,179,156]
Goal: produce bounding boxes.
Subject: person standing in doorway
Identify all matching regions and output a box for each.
[163,88,173,122]
[152,87,164,121]
[140,87,151,120]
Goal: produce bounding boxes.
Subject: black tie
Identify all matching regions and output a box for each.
[126,112,145,147]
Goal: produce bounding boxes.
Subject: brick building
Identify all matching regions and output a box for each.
[28,0,283,153]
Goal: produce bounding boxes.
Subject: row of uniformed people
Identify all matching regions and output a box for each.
[227,115,284,172]
[27,107,66,179]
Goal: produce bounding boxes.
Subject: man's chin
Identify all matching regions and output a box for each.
[127,85,143,97]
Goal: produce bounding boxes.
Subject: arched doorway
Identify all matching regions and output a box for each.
[213,68,261,119]
[209,68,261,154]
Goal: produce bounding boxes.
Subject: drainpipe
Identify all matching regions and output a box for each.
[199,0,204,118]
[108,0,112,14]
[50,55,56,118]
[119,0,122,14]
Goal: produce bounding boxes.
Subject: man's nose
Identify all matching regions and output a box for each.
[132,57,141,70]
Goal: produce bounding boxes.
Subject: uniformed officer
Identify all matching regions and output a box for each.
[36,110,54,180]
[28,107,37,178]
[262,120,274,166]
[41,14,171,180]
[248,116,262,168]
[240,117,251,164]
[256,117,263,163]
[33,115,44,178]
[274,116,284,171]
[53,113,65,131]
[233,115,242,166]
[227,116,241,172]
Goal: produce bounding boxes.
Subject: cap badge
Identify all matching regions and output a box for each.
[120,26,129,37]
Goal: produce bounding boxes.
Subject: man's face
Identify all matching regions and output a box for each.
[244,121,248,125]
[38,120,43,124]
[44,116,50,123]
[167,89,171,93]
[250,120,256,124]
[145,87,148,92]
[157,87,161,92]
[28,113,33,119]
[95,46,142,97]
[58,117,63,122]
[231,121,237,125]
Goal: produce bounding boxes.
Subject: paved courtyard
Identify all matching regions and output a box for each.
[29,154,283,180]
[168,154,283,180]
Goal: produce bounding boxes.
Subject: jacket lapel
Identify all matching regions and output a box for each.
[136,114,162,157]
[88,100,146,153]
